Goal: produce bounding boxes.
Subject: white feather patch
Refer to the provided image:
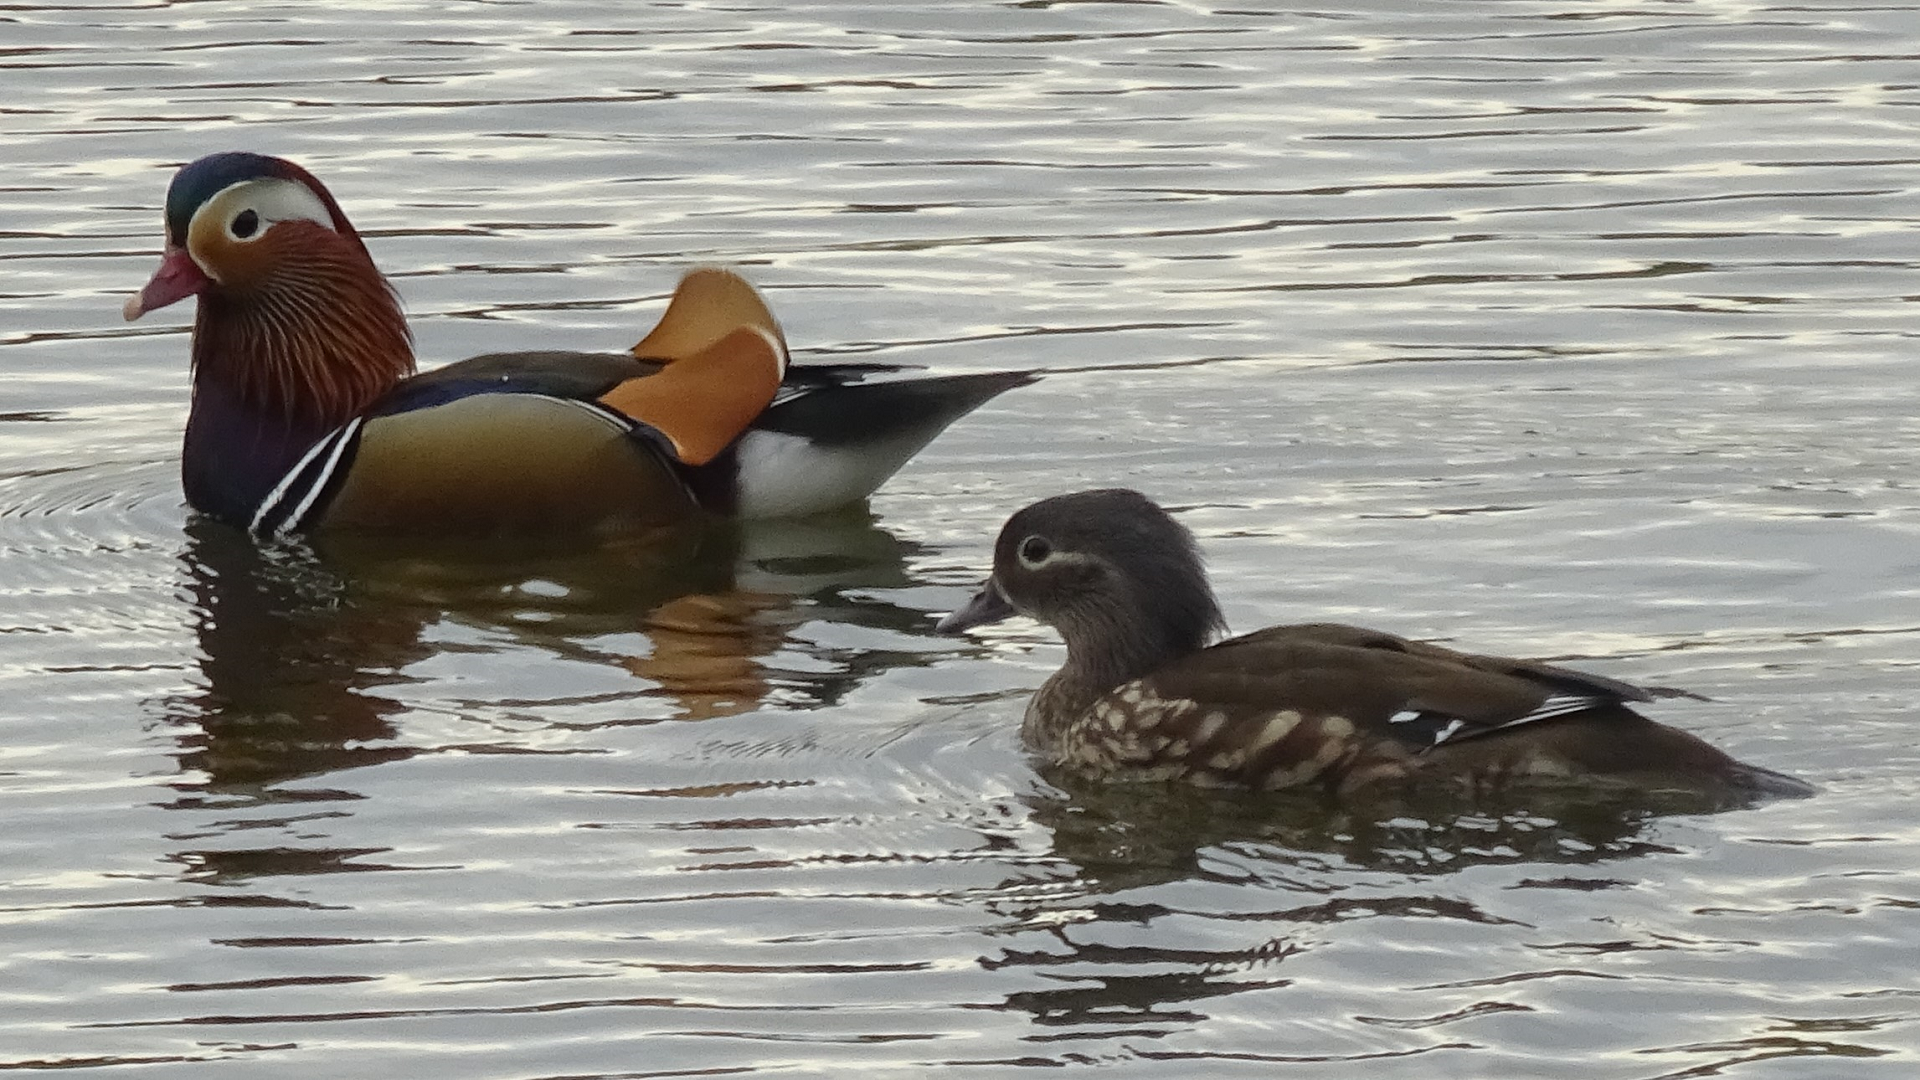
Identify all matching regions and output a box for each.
[731,428,931,519]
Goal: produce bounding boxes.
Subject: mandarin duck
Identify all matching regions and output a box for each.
[124,152,1032,536]
[939,489,1812,800]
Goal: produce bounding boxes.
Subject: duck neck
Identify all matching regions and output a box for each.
[1023,601,1195,754]
[183,246,413,525]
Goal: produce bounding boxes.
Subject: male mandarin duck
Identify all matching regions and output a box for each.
[124,151,1031,536]
[939,489,1812,800]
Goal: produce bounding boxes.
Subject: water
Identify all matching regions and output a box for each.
[2,1,1917,1076]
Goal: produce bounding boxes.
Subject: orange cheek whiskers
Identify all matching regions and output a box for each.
[192,245,413,429]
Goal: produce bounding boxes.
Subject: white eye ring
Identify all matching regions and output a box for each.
[201,177,337,245]
[1017,534,1053,568]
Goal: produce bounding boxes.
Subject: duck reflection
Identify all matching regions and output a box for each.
[162,510,926,803]
[167,520,419,794]
[1027,768,1720,889]
[617,514,935,718]
[972,772,1749,1036]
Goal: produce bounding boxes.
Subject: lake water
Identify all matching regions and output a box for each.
[2,1,1917,1076]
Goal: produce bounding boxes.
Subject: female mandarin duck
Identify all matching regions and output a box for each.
[940,489,1812,800]
[123,152,1030,536]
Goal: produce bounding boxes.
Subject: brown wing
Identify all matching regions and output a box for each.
[1060,622,1651,790]
[1232,622,1652,705]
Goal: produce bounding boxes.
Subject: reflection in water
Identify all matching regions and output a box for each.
[992,956,1293,1040]
[1027,757,1771,890]
[166,521,420,796]
[972,774,1739,1037]
[626,591,788,720]
[157,511,929,900]
[620,514,934,717]
[14,0,1914,1069]
[154,510,937,913]
[163,511,927,797]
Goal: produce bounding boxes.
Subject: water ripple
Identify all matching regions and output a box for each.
[3,1,1918,1078]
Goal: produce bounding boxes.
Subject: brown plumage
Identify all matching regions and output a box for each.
[939,489,1812,801]
[189,219,413,427]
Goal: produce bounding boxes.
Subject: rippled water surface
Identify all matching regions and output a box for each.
[3,1,1918,1076]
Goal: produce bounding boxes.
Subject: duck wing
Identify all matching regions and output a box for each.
[1161,622,1652,753]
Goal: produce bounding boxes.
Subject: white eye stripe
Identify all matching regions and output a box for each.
[204,177,337,242]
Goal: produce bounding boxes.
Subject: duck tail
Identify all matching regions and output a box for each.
[1726,760,1818,800]
[722,369,1037,519]
[757,369,1037,448]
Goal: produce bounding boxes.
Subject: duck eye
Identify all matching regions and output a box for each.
[231,209,260,239]
[1017,535,1052,566]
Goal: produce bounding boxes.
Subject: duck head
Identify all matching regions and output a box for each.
[940,489,1228,690]
[125,152,414,428]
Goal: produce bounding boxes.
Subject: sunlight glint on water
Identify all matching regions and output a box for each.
[0,2,1916,1076]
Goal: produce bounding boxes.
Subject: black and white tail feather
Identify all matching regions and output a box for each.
[1389,692,1615,752]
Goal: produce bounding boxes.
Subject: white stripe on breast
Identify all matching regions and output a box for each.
[275,416,365,534]
[250,417,362,535]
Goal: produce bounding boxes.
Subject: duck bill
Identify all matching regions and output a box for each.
[123,246,211,321]
[936,578,1017,634]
